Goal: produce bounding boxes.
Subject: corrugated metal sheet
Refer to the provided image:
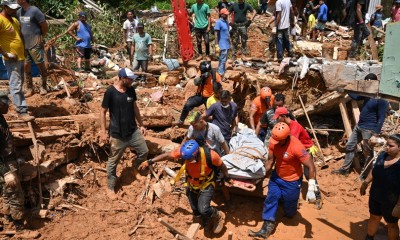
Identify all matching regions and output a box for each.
[380,22,400,98]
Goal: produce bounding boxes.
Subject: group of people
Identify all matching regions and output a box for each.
[0,0,48,122]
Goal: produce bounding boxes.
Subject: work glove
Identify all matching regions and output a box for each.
[392,204,400,218]
[306,179,317,203]
[360,181,369,196]
[4,171,17,187]
[215,45,220,54]
[308,145,319,157]
[5,53,17,60]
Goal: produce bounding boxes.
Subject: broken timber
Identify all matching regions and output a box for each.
[293,91,345,118]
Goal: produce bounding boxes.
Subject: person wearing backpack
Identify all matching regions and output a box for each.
[175,61,221,126]
[138,140,233,235]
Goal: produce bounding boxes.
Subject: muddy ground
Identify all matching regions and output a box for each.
[1,13,397,240]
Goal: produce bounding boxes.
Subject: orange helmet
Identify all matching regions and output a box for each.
[260,87,272,99]
[271,122,290,142]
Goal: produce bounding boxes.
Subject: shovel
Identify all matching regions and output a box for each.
[27,121,45,208]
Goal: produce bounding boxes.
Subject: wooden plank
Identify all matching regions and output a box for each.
[367,23,379,60]
[158,218,191,240]
[338,100,352,138]
[351,100,360,124]
[343,80,380,94]
[185,223,200,239]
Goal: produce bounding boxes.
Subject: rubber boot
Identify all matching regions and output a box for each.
[24,72,34,97]
[84,61,91,72]
[211,210,225,234]
[248,220,275,239]
[39,76,48,95]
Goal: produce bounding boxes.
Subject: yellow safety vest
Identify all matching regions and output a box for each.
[174,147,215,191]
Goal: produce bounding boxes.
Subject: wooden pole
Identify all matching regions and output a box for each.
[298,96,327,167]
[158,218,192,240]
[27,121,43,207]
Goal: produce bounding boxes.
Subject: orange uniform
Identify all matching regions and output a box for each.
[251,96,274,127]
[269,136,310,181]
[196,72,221,98]
[170,148,222,186]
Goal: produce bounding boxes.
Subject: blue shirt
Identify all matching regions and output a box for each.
[214,18,230,50]
[372,12,383,28]
[349,93,388,133]
[206,101,238,141]
[317,3,328,22]
[76,20,92,48]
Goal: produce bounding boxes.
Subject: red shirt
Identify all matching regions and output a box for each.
[170,148,222,185]
[289,120,314,148]
[269,136,310,181]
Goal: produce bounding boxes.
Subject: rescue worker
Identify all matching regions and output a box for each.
[138,140,232,234]
[183,111,230,156]
[0,90,25,231]
[249,87,275,140]
[255,93,293,146]
[273,107,322,209]
[249,122,317,238]
[175,61,221,126]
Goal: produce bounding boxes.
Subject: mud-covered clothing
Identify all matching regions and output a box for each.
[0,115,14,160]
[231,23,248,55]
[369,152,400,223]
[0,115,24,221]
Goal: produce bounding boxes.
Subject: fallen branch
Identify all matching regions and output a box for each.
[128,215,145,236]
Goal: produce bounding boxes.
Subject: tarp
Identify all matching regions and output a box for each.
[222,128,267,179]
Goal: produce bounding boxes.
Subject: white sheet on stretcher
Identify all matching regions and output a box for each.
[222,128,267,179]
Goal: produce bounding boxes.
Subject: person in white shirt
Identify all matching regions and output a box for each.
[122,10,139,65]
[275,0,294,62]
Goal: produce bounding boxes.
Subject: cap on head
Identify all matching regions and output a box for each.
[137,22,144,28]
[364,73,378,80]
[187,111,202,123]
[78,11,87,17]
[375,5,383,10]
[118,68,138,80]
[272,107,289,119]
[270,122,291,145]
[0,0,20,9]
[220,8,229,15]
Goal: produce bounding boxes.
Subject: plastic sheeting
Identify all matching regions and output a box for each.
[222,128,267,179]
